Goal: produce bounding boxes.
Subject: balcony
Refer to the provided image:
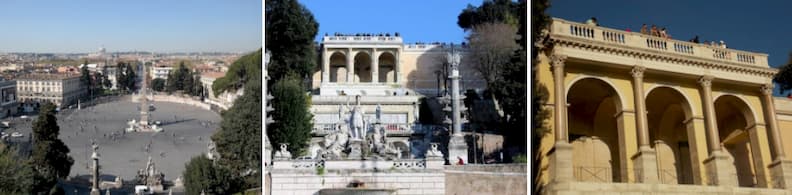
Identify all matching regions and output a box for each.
[549,18,769,68]
[323,35,403,44]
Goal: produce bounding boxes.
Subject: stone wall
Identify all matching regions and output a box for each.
[268,159,445,195]
[444,164,528,195]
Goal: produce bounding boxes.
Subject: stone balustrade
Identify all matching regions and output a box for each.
[323,35,403,43]
[550,18,769,67]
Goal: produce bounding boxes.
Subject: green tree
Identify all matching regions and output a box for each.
[210,50,262,188]
[0,144,34,194]
[152,78,166,92]
[183,156,237,195]
[530,0,551,193]
[267,74,312,156]
[30,103,73,194]
[265,0,319,81]
[125,63,137,92]
[213,50,262,95]
[457,0,521,30]
[116,62,127,92]
[184,70,195,95]
[773,53,792,94]
[101,65,111,89]
[80,61,92,99]
[193,73,204,97]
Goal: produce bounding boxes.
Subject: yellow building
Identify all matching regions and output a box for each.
[537,18,792,194]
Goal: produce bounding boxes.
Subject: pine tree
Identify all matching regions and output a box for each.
[265,0,319,81]
[30,103,73,194]
[267,74,312,156]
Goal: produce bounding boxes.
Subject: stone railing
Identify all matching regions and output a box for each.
[323,35,403,43]
[573,166,613,183]
[550,18,769,67]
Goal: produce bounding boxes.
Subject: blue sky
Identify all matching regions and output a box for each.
[301,0,480,44]
[548,0,792,68]
[0,0,262,53]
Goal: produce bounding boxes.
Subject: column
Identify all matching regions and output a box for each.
[549,54,573,183]
[372,48,379,84]
[630,66,659,183]
[322,48,330,83]
[347,48,354,83]
[395,48,401,84]
[699,75,737,186]
[762,84,792,189]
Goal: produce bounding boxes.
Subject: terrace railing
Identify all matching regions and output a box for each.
[550,18,768,67]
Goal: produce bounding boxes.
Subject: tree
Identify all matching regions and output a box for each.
[0,144,34,193]
[152,78,166,92]
[184,70,195,95]
[101,65,111,89]
[267,74,312,156]
[213,50,262,95]
[125,63,137,92]
[457,0,521,31]
[466,22,519,120]
[30,103,73,194]
[265,0,319,81]
[193,73,204,97]
[210,50,262,188]
[183,156,237,195]
[80,61,92,98]
[116,62,127,92]
[773,53,792,94]
[530,0,551,193]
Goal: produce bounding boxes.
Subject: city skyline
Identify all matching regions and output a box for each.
[0,0,262,53]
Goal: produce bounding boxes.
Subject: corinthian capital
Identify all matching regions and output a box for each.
[760,83,775,95]
[698,75,714,88]
[550,54,567,71]
[631,66,646,79]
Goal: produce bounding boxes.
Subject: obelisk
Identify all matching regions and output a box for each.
[139,61,150,127]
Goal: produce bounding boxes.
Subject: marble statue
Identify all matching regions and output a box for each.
[347,95,366,141]
[425,143,443,158]
[274,143,292,160]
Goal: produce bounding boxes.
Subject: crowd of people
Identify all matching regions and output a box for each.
[639,24,671,39]
[587,17,730,49]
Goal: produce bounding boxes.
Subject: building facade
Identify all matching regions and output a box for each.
[151,65,172,80]
[17,74,86,108]
[537,18,792,194]
[0,79,18,118]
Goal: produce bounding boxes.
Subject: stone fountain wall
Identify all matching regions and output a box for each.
[268,159,445,195]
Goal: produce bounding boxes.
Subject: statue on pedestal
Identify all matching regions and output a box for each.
[347,95,366,141]
[274,143,292,160]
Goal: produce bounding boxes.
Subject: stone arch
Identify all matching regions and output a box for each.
[378,52,397,83]
[646,86,697,184]
[354,52,372,83]
[329,51,347,83]
[714,94,762,187]
[565,75,626,111]
[567,77,625,183]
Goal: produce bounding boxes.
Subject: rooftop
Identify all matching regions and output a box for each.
[18,73,80,80]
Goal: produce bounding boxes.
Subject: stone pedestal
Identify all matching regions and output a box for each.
[448,135,468,164]
[550,142,573,183]
[631,146,659,183]
[704,150,737,187]
[348,140,364,159]
[769,159,792,189]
